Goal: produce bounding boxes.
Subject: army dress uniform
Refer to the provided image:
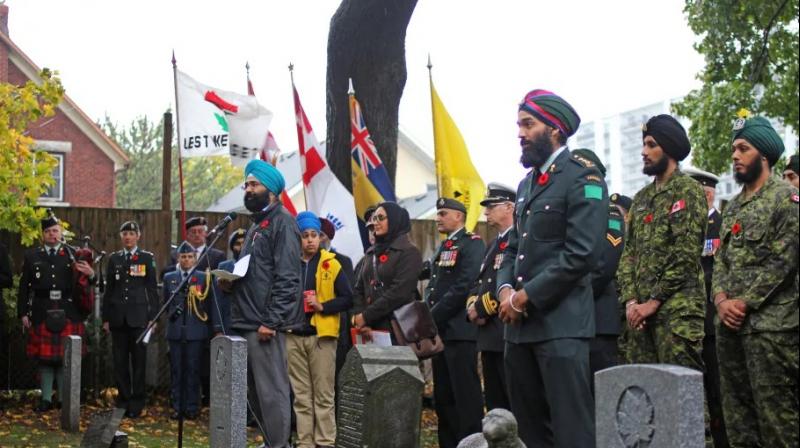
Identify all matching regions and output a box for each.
[589,202,625,379]
[713,176,799,447]
[163,265,219,417]
[423,198,486,448]
[497,148,608,447]
[103,240,158,416]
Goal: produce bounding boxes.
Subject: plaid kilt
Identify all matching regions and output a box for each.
[26,320,86,363]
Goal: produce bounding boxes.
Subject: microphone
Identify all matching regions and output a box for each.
[207,212,238,239]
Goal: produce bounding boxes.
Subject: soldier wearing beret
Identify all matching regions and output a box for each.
[102,220,158,418]
[713,115,799,447]
[161,216,226,280]
[466,183,515,412]
[617,115,712,443]
[497,90,607,446]
[19,213,95,412]
[163,242,219,420]
[783,153,799,188]
[422,196,485,447]
[685,166,728,446]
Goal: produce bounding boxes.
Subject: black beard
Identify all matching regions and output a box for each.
[643,153,669,176]
[244,191,270,213]
[734,157,763,184]
[520,132,554,169]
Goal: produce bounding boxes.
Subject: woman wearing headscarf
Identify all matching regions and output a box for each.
[352,202,423,340]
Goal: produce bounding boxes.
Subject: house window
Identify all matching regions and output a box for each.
[40,152,64,202]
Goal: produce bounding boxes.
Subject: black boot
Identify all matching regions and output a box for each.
[35,399,53,412]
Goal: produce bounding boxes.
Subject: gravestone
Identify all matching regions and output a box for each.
[61,335,82,432]
[80,408,126,448]
[595,364,704,448]
[210,335,248,448]
[458,408,526,448]
[336,345,424,448]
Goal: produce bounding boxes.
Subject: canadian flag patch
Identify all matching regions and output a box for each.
[669,199,686,215]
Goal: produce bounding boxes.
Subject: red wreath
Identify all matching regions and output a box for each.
[378,254,389,264]
[731,222,742,235]
[322,260,330,270]
[643,214,654,224]
[499,241,508,250]
[260,219,270,229]
[444,240,453,249]
[537,173,550,186]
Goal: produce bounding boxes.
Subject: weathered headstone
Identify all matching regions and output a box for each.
[595,364,704,448]
[458,408,527,448]
[336,345,424,448]
[210,335,248,448]
[61,335,82,432]
[80,408,126,448]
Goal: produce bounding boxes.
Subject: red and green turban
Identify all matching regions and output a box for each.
[519,89,581,137]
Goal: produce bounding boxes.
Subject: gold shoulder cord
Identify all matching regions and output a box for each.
[187,269,211,321]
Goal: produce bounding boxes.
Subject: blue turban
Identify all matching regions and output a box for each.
[296,211,321,233]
[244,159,285,194]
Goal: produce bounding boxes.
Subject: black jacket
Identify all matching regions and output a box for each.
[353,234,423,332]
[591,207,625,336]
[497,150,608,343]
[18,245,85,325]
[103,248,159,329]
[163,270,219,340]
[229,204,304,332]
[468,230,511,352]
[424,228,485,342]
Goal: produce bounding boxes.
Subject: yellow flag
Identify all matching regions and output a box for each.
[430,78,485,231]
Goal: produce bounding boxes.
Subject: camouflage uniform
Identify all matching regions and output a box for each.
[712,176,799,448]
[617,170,708,368]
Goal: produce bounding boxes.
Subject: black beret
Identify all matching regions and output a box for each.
[185,216,207,230]
[363,205,377,228]
[436,197,467,214]
[642,114,691,162]
[119,221,140,233]
[228,228,246,250]
[177,241,196,254]
[480,182,516,206]
[41,212,59,230]
[571,148,606,176]
[683,166,720,188]
[609,193,633,211]
[787,154,799,175]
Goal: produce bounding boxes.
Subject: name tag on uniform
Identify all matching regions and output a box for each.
[702,238,720,256]
[493,253,504,270]
[438,250,458,267]
[129,264,146,277]
[50,290,62,300]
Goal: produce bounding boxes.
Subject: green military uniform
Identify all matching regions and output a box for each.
[713,176,799,447]
[617,169,707,367]
[497,148,608,447]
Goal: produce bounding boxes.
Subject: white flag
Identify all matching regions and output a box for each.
[293,86,364,263]
[176,70,272,158]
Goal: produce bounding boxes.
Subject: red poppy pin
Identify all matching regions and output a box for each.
[190,276,197,283]
[444,240,454,249]
[499,241,508,250]
[58,249,65,256]
[260,219,270,229]
[378,254,389,264]
[537,173,550,186]
[643,213,654,224]
[322,260,330,270]
[132,254,139,262]
[731,222,742,236]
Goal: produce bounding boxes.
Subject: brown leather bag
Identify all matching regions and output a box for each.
[390,300,444,360]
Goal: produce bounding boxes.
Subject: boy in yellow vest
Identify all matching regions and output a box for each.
[287,211,353,448]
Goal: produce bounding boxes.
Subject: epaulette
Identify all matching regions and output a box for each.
[469,233,482,240]
[139,250,154,256]
[571,153,595,168]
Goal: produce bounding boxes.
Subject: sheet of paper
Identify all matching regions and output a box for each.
[351,328,392,347]
[211,269,240,281]
[142,327,154,344]
[233,254,250,277]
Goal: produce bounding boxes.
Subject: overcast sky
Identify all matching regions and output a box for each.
[9,0,704,183]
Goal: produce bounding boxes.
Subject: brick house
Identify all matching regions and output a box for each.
[1,5,128,208]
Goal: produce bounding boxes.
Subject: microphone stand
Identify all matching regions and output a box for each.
[135,230,226,448]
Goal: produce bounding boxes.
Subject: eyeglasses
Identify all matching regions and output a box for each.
[241,180,262,190]
[370,214,388,223]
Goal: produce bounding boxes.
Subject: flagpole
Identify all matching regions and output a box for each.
[427,53,442,198]
[172,51,187,242]
[289,62,309,210]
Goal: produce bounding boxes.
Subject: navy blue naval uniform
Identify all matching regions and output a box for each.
[163,270,218,414]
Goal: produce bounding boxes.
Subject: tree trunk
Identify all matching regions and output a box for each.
[326,0,418,193]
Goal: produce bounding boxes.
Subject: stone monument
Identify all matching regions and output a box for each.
[336,345,424,448]
[61,335,82,432]
[80,407,127,448]
[595,364,704,448]
[457,408,527,448]
[209,335,248,448]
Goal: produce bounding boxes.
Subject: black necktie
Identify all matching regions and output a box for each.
[49,248,56,257]
[125,252,131,263]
